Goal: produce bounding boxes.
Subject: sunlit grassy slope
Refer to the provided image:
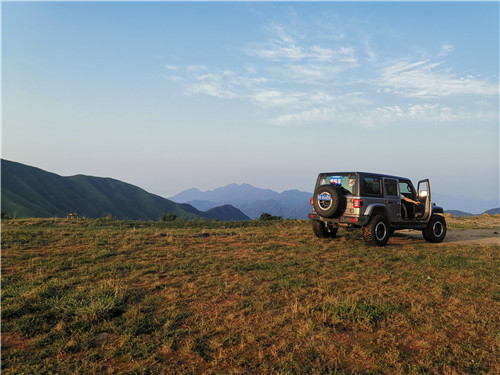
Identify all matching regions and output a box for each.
[2,217,499,374]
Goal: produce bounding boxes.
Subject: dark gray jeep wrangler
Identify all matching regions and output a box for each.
[309,172,446,246]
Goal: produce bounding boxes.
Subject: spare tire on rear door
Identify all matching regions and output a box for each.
[313,185,346,218]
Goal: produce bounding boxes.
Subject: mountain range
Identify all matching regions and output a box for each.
[446,208,500,217]
[2,159,498,221]
[1,160,249,221]
[169,183,312,219]
[170,184,499,219]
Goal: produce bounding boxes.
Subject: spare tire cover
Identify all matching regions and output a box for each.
[313,185,346,218]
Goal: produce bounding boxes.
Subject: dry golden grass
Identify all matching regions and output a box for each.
[447,214,500,229]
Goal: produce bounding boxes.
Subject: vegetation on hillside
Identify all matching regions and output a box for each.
[1,159,249,221]
[1,217,499,374]
[1,159,203,220]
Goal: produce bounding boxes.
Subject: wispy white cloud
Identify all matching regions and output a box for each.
[251,90,305,109]
[186,65,209,73]
[247,23,358,69]
[269,107,336,126]
[248,24,306,61]
[357,103,498,127]
[309,45,334,62]
[284,64,335,83]
[268,102,498,128]
[168,66,268,99]
[379,59,498,98]
[363,35,377,64]
[184,70,240,99]
[439,44,454,56]
[163,74,183,82]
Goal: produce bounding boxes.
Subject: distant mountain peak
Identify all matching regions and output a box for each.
[170,183,313,219]
[185,187,203,193]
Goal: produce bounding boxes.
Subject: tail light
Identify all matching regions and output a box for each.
[353,199,363,208]
[310,197,314,205]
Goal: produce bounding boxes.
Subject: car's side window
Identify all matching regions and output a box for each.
[399,181,413,197]
[384,179,398,197]
[363,176,382,196]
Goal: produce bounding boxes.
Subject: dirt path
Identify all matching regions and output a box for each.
[392,229,500,245]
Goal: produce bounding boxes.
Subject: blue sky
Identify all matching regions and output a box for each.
[2,1,499,212]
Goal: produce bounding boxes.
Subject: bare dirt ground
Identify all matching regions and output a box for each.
[391,215,500,245]
[394,228,500,245]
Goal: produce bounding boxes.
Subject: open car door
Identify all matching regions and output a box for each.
[417,179,432,222]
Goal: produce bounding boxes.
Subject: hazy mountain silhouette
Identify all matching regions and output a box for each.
[170,184,312,219]
[171,183,281,203]
[444,210,475,217]
[483,207,500,216]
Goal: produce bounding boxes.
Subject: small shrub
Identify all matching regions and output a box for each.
[160,214,177,222]
[258,212,282,221]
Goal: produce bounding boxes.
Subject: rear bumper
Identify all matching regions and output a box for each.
[308,213,369,227]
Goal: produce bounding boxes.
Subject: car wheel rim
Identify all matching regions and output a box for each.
[318,193,332,210]
[433,222,443,237]
[375,222,386,241]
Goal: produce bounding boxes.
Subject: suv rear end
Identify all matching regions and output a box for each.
[309,172,369,227]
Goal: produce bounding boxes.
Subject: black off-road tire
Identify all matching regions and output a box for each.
[363,214,391,246]
[312,220,338,239]
[313,185,346,218]
[422,215,447,243]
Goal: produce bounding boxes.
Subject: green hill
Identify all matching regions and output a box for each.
[204,204,251,221]
[1,159,247,221]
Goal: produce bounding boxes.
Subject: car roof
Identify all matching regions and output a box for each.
[318,172,411,181]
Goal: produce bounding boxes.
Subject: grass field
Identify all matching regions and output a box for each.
[2,216,499,374]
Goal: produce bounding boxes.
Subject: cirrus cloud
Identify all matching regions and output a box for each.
[379,59,498,99]
[163,20,498,128]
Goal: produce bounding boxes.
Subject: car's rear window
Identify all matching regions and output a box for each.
[318,174,357,195]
